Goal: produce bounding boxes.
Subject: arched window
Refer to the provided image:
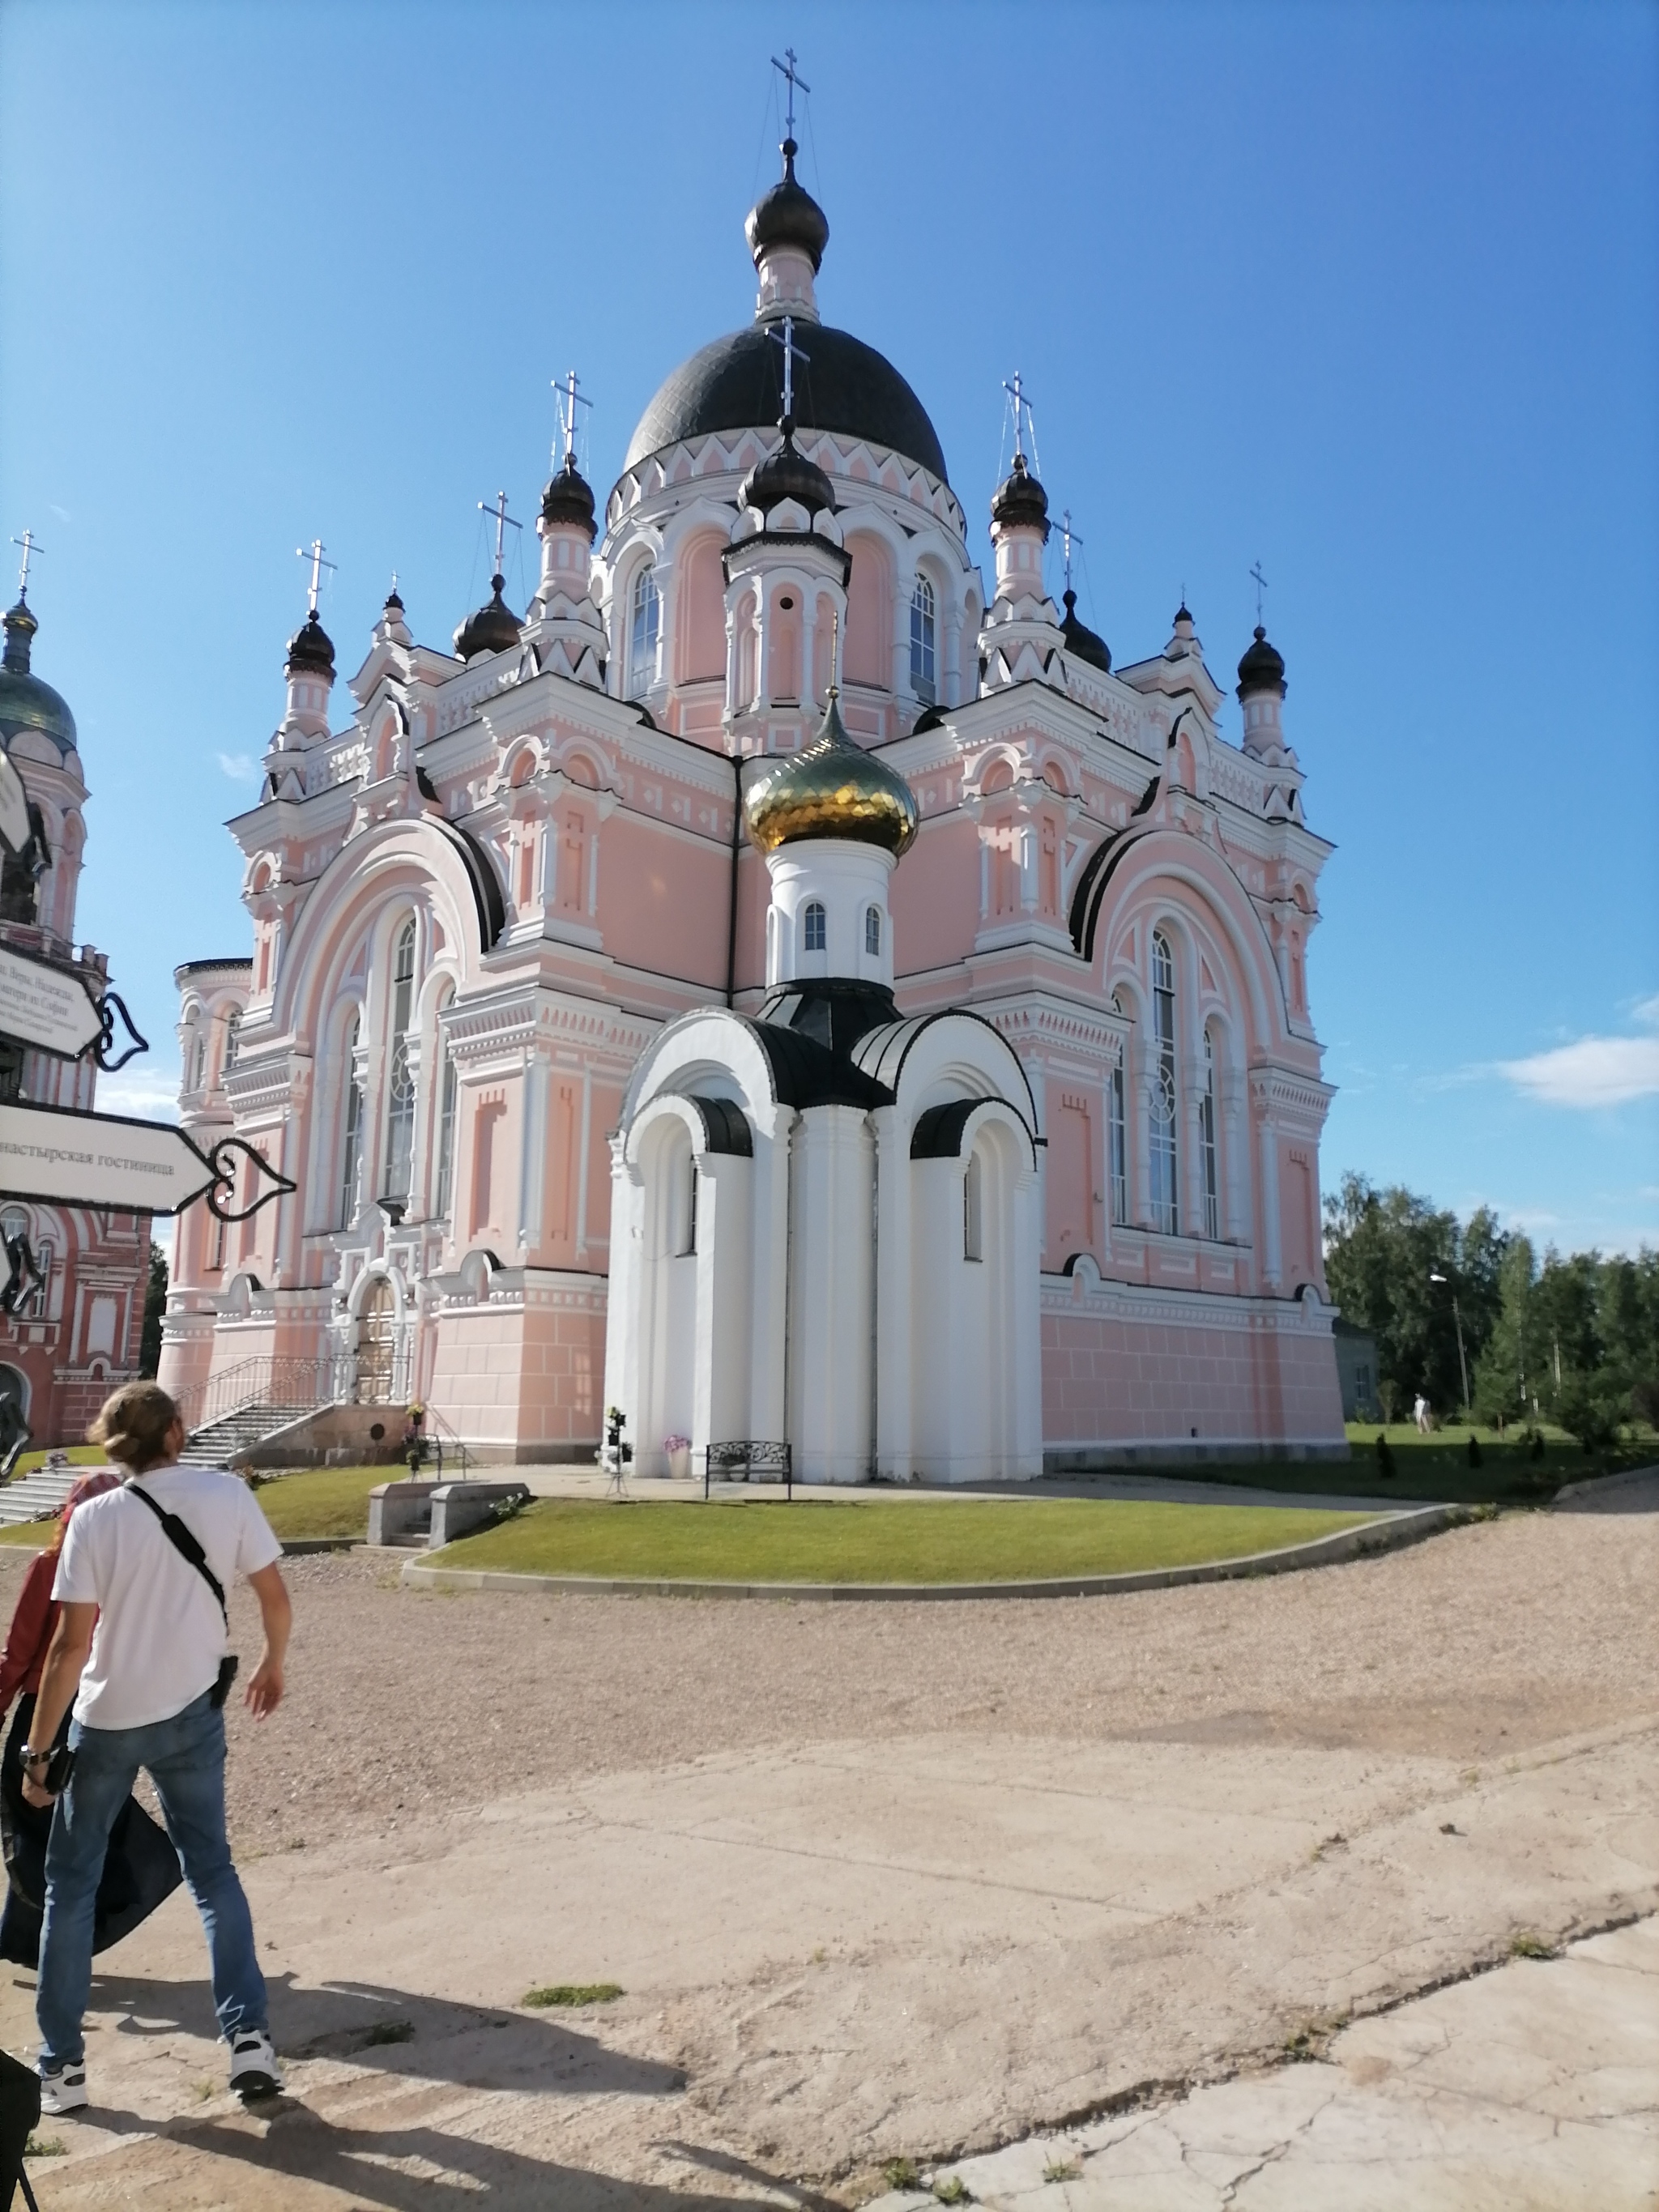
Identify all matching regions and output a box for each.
[382,918,417,1206]
[628,565,660,698]
[1149,931,1179,1235]
[864,906,881,956]
[339,1014,365,1229]
[1201,1029,1220,1240]
[433,998,458,1219]
[963,1149,983,1261]
[803,900,826,954]
[1108,998,1128,1227]
[190,1028,207,1089]
[910,575,936,705]
[223,1007,241,1072]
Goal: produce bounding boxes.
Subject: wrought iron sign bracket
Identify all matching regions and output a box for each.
[93,989,149,1074]
[203,1137,296,1223]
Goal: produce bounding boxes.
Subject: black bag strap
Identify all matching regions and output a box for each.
[126,1482,228,1629]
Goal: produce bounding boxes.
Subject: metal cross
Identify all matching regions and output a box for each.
[1003,370,1038,471]
[1060,509,1085,593]
[478,492,522,577]
[768,314,810,422]
[771,48,809,139]
[1250,560,1269,624]
[295,539,336,614]
[10,530,41,599]
[554,369,591,464]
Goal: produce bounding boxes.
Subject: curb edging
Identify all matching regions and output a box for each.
[1551,1461,1658,1507]
[400,1502,1474,1604]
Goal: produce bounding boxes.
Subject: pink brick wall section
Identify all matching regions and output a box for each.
[1041,1302,1346,1458]
[429,1295,604,1463]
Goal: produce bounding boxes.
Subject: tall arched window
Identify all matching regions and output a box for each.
[1149,931,1179,1235]
[433,1001,458,1220]
[910,575,936,705]
[223,1007,241,1072]
[963,1149,983,1261]
[1108,998,1128,1227]
[190,1028,207,1089]
[382,918,417,1206]
[864,906,881,956]
[803,900,826,953]
[628,565,660,698]
[339,1014,365,1229]
[1201,1029,1220,1241]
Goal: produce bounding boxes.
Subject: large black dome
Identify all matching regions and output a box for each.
[624,321,948,485]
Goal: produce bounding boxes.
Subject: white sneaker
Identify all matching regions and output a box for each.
[228,2029,284,2103]
[38,2061,87,2115]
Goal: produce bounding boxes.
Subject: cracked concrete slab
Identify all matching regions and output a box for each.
[882,1916,1659,2210]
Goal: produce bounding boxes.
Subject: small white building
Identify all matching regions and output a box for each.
[604,659,1042,1485]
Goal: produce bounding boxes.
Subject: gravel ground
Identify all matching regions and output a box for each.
[0,1489,1641,1858]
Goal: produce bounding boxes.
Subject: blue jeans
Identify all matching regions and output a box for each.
[36,1689,266,2071]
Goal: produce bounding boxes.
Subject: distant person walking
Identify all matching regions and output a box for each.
[1414,1395,1431,1434]
[19,1382,292,2114]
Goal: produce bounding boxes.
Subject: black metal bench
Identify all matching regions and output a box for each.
[703,1440,792,1501]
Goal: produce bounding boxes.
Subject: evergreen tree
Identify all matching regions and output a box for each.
[1473,1234,1537,1427]
[139,1241,168,1378]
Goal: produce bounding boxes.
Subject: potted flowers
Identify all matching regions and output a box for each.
[663,1432,693,1481]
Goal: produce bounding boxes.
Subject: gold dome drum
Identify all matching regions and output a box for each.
[744,692,919,859]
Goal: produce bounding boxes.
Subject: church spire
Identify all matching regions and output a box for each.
[746,56,828,324]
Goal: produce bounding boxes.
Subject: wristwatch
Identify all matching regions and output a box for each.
[19,1746,49,1770]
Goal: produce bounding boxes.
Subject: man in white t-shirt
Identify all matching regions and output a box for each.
[20,1382,292,2114]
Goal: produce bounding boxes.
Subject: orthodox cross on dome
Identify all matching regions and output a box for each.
[1003,370,1039,474]
[295,539,336,614]
[478,491,522,578]
[1249,560,1269,624]
[1060,509,1084,594]
[554,369,591,465]
[768,314,811,424]
[10,530,41,600]
[771,47,810,140]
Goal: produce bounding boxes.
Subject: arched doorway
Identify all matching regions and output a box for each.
[356,1278,396,1403]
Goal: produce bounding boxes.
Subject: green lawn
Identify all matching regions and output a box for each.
[419,1495,1376,1585]
[7,1446,107,1478]
[1181,1423,1657,1509]
[0,1464,389,1549]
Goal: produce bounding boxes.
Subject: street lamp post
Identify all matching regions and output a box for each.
[1430,1270,1470,1415]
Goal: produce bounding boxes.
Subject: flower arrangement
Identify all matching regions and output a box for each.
[663,1434,692,1454]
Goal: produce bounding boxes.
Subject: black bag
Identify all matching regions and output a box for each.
[0,1698,181,1970]
[0,2043,41,2210]
[125,1483,239,1709]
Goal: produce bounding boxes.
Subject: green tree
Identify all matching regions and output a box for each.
[1472,1234,1537,1427]
[139,1240,168,1377]
[1323,1173,1499,1416]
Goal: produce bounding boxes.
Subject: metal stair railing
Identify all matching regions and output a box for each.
[175,1354,353,1442]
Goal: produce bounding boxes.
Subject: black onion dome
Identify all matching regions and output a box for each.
[1061,589,1111,673]
[284,608,335,678]
[0,598,76,754]
[384,585,404,612]
[1236,624,1286,700]
[739,422,836,518]
[453,576,522,662]
[625,322,948,484]
[745,139,830,274]
[991,451,1050,539]
[540,453,597,539]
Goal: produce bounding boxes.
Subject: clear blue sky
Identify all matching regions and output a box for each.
[2,0,1654,1255]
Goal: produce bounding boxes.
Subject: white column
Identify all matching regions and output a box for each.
[1255,1082,1282,1289]
[872,1106,911,1480]
[788,1106,874,1483]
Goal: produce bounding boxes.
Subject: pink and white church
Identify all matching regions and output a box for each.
[157,133,1346,1474]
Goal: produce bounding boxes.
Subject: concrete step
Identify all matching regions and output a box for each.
[0,1468,86,1525]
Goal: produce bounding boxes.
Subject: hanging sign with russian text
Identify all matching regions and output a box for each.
[0,1098,294,1220]
[0,945,104,1060]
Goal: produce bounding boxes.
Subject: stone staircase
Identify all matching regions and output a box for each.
[0,1464,88,1527]
[179,1403,316,1469]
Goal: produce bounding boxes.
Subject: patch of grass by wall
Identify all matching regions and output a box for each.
[420,1496,1375,1586]
[1183,1424,1653,1508]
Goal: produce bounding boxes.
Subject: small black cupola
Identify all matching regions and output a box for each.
[739,419,836,522]
[1236,624,1286,701]
[990,451,1051,539]
[1061,589,1111,673]
[284,608,335,678]
[745,138,830,277]
[454,577,522,662]
[540,453,597,541]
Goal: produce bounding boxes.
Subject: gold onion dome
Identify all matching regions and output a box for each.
[744,688,919,859]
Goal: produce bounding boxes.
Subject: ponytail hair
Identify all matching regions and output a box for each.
[87,1380,181,1473]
